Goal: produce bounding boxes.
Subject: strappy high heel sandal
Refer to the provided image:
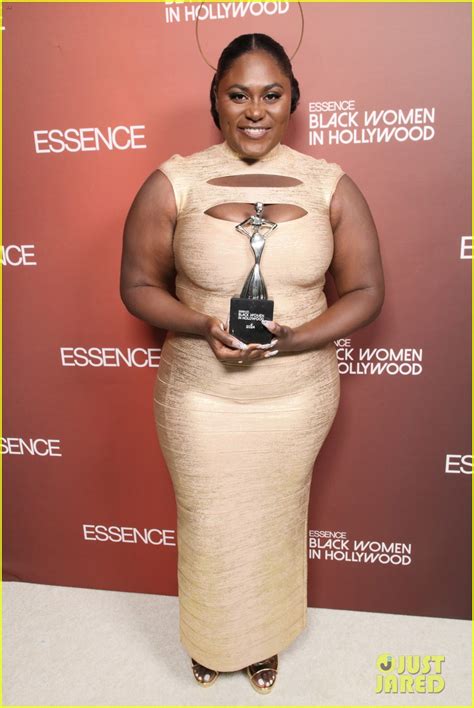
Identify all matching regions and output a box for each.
[246,654,278,693]
[191,658,220,687]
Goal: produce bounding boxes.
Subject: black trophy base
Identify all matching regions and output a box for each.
[229,297,274,345]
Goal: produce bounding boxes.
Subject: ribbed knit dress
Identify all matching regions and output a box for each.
[153,139,344,671]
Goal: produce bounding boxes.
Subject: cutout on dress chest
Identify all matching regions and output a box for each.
[206,174,302,188]
[204,202,308,223]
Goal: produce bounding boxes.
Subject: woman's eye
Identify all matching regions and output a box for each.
[227,92,282,103]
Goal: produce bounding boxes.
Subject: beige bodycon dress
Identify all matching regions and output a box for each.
[153,139,345,672]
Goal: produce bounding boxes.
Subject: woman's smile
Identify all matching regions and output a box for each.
[239,126,272,139]
[216,50,292,159]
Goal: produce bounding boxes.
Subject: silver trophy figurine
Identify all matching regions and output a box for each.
[229,202,278,344]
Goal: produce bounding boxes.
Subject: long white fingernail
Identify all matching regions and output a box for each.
[264,349,279,358]
[229,338,247,349]
[261,319,275,331]
[258,339,277,350]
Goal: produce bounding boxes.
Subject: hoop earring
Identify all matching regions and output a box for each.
[195,1,305,71]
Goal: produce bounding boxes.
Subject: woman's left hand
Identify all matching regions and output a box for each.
[261,319,297,353]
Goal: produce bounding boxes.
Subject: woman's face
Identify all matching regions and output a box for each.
[215,50,292,161]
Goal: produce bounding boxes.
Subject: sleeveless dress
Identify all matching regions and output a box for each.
[153,139,345,672]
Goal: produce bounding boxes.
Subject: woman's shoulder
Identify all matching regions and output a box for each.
[281,144,346,209]
[282,143,345,176]
[156,144,224,213]
[157,143,222,176]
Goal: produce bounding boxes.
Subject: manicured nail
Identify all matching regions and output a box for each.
[230,338,247,350]
[257,339,278,350]
[261,319,275,331]
[264,349,279,358]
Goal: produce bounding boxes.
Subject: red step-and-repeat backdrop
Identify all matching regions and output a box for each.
[2,1,471,619]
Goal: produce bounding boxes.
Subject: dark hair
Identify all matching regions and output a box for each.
[210,33,300,129]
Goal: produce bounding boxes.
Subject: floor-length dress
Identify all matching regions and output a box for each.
[153,139,345,672]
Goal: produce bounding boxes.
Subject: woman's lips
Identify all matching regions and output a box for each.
[238,127,271,139]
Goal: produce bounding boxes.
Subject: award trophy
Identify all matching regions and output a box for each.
[229,202,278,345]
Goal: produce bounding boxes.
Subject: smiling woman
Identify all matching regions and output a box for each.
[120,32,384,694]
[209,35,300,164]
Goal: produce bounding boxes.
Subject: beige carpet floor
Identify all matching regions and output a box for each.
[1,581,471,706]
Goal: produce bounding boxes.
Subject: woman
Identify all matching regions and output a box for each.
[120,33,384,693]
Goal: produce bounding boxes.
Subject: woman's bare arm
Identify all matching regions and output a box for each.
[120,169,211,335]
[287,174,385,351]
[119,170,264,360]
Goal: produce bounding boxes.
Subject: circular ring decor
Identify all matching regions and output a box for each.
[195,1,305,71]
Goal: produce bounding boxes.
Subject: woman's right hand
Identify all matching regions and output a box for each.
[202,316,278,364]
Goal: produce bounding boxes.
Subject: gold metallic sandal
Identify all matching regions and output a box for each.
[191,658,220,687]
[246,654,278,694]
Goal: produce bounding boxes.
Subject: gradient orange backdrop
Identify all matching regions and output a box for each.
[2,1,471,619]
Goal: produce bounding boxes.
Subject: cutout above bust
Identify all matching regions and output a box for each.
[206,174,303,188]
[204,202,308,223]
